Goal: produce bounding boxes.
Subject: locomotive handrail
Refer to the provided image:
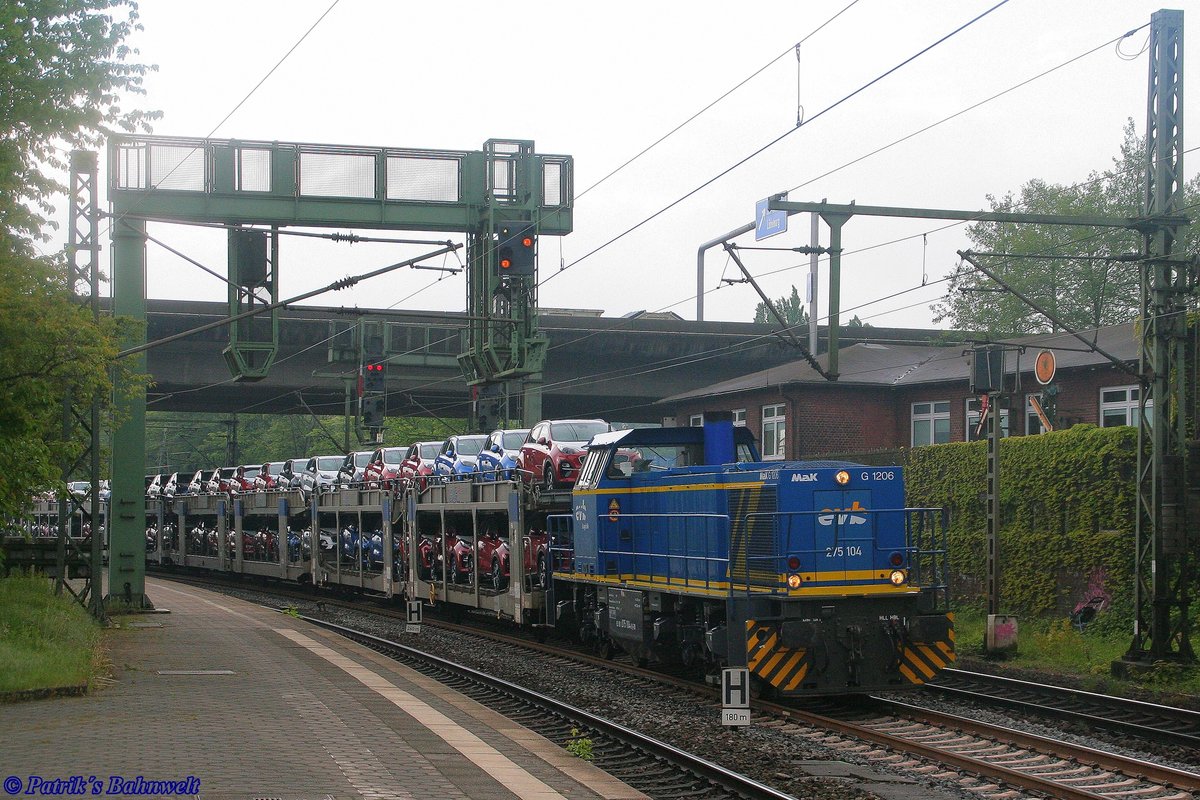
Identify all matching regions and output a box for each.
[598,511,731,593]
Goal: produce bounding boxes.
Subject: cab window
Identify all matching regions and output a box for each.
[577,449,608,489]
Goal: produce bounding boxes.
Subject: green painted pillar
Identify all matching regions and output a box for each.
[108,218,152,610]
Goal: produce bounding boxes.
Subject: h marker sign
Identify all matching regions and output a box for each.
[721,667,751,726]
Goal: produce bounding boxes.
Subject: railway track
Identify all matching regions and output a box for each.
[163,573,1200,799]
[786,698,1200,800]
[300,614,794,800]
[924,667,1200,750]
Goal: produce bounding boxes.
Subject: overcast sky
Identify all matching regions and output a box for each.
[87,1,1195,330]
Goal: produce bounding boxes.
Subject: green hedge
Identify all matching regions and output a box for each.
[902,424,1137,618]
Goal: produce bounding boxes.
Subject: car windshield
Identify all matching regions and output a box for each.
[455,437,486,456]
[269,462,286,474]
[502,431,527,449]
[383,449,404,465]
[420,443,440,459]
[354,452,371,467]
[242,466,261,479]
[550,421,608,442]
[318,457,343,471]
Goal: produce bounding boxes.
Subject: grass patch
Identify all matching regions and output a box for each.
[0,572,102,694]
[954,608,1200,697]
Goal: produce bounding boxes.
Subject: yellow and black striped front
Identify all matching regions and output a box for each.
[745,620,811,692]
[897,622,956,685]
[744,612,956,694]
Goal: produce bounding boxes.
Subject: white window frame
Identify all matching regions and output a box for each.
[761,404,786,461]
[965,398,1010,442]
[911,401,951,446]
[688,414,704,427]
[732,408,747,427]
[1100,385,1151,428]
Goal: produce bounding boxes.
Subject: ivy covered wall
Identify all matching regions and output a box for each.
[902,424,1137,618]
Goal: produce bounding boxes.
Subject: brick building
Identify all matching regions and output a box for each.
[661,323,1146,459]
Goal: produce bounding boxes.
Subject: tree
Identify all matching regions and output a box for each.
[0,248,139,516]
[0,1,157,518]
[1,0,159,248]
[753,285,809,327]
[932,120,1200,336]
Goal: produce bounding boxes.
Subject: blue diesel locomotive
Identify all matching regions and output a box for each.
[548,412,955,695]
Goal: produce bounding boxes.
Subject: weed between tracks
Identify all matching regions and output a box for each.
[0,572,103,695]
[566,728,594,761]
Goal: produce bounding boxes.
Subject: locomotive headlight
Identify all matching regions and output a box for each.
[786,573,803,589]
[889,569,907,586]
[835,470,850,485]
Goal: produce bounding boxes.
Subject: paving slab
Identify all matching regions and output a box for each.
[0,577,646,800]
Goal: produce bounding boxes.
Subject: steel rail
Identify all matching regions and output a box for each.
[874,697,1200,793]
[158,573,1195,799]
[298,614,796,800]
[926,667,1200,749]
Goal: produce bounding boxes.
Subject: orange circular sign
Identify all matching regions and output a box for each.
[1034,350,1056,385]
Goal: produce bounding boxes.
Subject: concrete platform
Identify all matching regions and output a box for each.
[0,577,647,800]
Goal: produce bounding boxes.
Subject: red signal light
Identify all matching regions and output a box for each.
[520,236,533,248]
[500,257,512,269]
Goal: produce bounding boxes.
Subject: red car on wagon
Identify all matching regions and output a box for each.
[517,419,610,490]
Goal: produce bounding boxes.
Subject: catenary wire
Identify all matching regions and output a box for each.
[574,0,861,202]
[539,0,1011,288]
[99,0,344,242]
[142,14,1180,424]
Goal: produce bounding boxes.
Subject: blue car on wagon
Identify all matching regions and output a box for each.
[433,435,488,481]
[475,428,530,482]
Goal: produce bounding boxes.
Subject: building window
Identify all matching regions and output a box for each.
[965,398,1009,442]
[732,409,747,427]
[1025,393,1048,435]
[1100,385,1151,427]
[912,401,950,446]
[761,404,786,460]
[688,414,703,427]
